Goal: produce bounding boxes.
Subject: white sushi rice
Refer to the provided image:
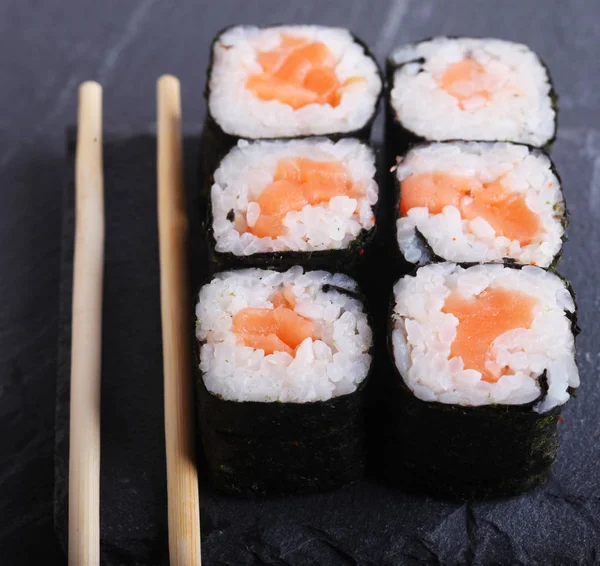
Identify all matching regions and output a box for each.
[392,263,578,412]
[396,142,564,267]
[209,25,382,138]
[389,37,555,146]
[212,138,378,255]
[196,267,372,403]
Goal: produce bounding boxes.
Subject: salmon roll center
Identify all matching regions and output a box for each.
[400,172,542,245]
[440,59,493,109]
[246,157,363,239]
[232,287,316,356]
[442,288,538,382]
[247,34,363,110]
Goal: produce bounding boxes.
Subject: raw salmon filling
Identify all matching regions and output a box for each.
[211,138,378,255]
[247,34,363,110]
[209,25,382,138]
[392,263,579,412]
[196,268,373,403]
[246,157,363,239]
[442,288,538,383]
[395,142,564,267]
[232,288,317,356]
[400,172,542,246]
[439,58,494,110]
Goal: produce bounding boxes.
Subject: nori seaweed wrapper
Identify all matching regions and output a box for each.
[384,37,559,165]
[199,137,382,281]
[381,262,579,500]
[200,25,383,181]
[206,223,375,279]
[389,141,569,271]
[194,277,373,497]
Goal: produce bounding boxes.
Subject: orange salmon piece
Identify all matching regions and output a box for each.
[462,193,541,245]
[233,301,315,355]
[275,43,333,83]
[274,158,303,183]
[274,54,313,84]
[442,288,538,382]
[283,286,297,308]
[257,34,309,73]
[303,66,339,97]
[474,178,506,203]
[232,308,279,336]
[271,286,297,309]
[257,50,289,75]
[299,158,353,203]
[241,333,294,356]
[298,42,335,67]
[463,178,541,245]
[302,183,349,204]
[273,306,316,349]
[280,34,309,49]
[248,157,358,239]
[298,158,349,185]
[256,179,308,216]
[248,34,362,109]
[400,172,480,215]
[440,59,492,108]
[248,214,285,238]
[399,173,541,245]
[270,289,288,309]
[246,75,319,110]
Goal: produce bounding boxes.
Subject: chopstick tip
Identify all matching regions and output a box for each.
[79,81,102,94]
[158,74,180,88]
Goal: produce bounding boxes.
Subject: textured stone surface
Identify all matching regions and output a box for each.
[1,1,600,565]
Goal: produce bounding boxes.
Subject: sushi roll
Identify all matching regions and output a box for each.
[384,262,579,498]
[195,267,373,496]
[205,137,379,275]
[386,37,557,156]
[202,25,383,173]
[394,141,566,267]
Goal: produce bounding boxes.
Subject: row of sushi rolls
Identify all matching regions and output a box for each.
[194,25,579,499]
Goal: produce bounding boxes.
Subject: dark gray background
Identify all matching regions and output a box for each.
[1,1,599,564]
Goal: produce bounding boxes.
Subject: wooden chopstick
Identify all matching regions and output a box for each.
[157,74,202,566]
[69,81,104,566]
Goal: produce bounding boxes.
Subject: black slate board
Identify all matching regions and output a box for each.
[55,131,600,566]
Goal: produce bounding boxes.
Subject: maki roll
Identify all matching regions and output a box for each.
[386,37,557,156]
[195,267,373,496]
[202,25,382,172]
[394,141,566,267]
[205,137,379,275]
[384,262,579,498]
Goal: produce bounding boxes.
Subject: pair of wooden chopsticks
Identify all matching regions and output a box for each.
[68,77,201,565]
